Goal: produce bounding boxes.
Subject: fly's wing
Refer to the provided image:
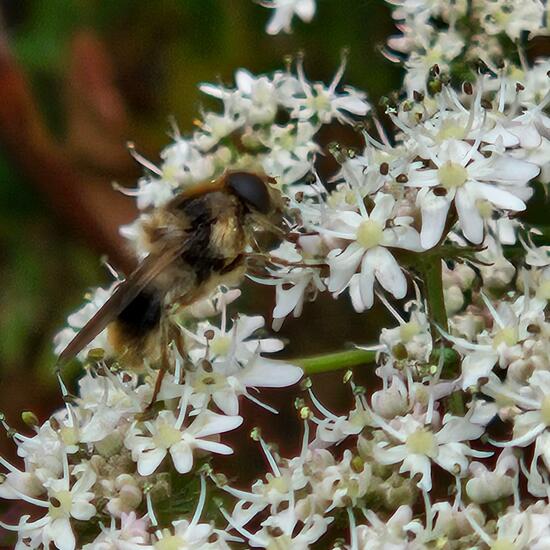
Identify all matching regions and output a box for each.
[57,244,185,364]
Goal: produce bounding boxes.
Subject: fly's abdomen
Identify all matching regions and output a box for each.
[107,288,163,366]
[116,289,163,336]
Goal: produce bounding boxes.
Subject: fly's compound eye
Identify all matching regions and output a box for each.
[226,171,272,215]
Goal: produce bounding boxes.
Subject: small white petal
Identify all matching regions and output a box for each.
[169,441,194,474]
[489,157,540,183]
[368,248,407,299]
[213,390,240,416]
[370,194,395,224]
[460,351,498,389]
[456,189,484,244]
[239,359,302,388]
[195,439,234,455]
[419,191,452,249]
[49,518,76,550]
[327,242,364,293]
[477,182,526,211]
[295,0,316,21]
[191,412,243,438]
[137,448,167,476]
[71,500,96,521]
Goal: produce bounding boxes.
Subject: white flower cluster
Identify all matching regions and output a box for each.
[386,0,550,96]
[219,234,550,548]
[119,60,367,216]
[259,0,316,35]
[253,75,545,320]
[1,297,301,548]
[2,1,550,548]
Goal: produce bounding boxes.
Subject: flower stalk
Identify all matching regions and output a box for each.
[420,256,448,340]
[292,349,376,375]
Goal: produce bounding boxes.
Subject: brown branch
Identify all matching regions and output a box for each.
[0,27,138,273]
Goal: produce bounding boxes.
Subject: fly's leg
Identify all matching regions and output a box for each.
[147,320,171,409]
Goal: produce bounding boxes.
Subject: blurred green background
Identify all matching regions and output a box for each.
[0,0,401,448]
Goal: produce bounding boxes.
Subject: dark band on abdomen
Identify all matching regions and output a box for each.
[116,289,162,338]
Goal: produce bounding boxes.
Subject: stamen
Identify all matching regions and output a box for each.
[174,386,192,430]
[300,420,310,460]
[190,476,206,527]
[296,54,312,99]
[328,50,348,95]
[57,371,69,398]
[307,388,339,421]
[375,291,406,324]
[0,515,50,532]
[341,161,368,217]
[220,507,264,546]
[347,507,358,550]
[480,291,505,329]
[489,423,545,448]
[463,507,493,546]
[258,436,281,477]
[126,142,163,176]
[423,489,433,533]
[453,475,462,511]
[8,485,49,508]
[245,393,279,414]
[146,492,163,540]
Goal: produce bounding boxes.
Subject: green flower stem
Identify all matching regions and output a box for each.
[420,256,448,339]
[292,349,376,375]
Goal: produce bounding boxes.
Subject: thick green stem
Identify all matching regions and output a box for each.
[421,257,448,339]
[292,349,376,376]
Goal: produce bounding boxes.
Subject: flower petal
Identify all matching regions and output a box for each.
[369,248,407,299]
[169,441,194,474]
[456,188,484,244]
[370,194,395,224]
[418,191,452,249]
[137,448,167,477]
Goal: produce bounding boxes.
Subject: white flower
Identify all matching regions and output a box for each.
[261,121,319,184]
[388,0,467,21]
[125,407,242,476]
[133,177,177,210]
[476,235,516,290]
[102,474,143,518]
[184,288,242,319]
[1,460,97,550]
[240,507,332,549]
[323,193,421,311]
[370,375,409,419]
[377,301,432,363]
[466,448,518,504]
[200,69,280,125]
[82,513,150,550]
[466,505,550,550]
[76,370,146,444]
[250,241,326,330]
[288,60,370,124]
[260,0,316,35]
[159,138,216,188]
[54,285,116,362]
[490,370,550,448]
[475,0,546,40]
[409,139,538,246]
[152,519,232,550]
[449,294,546,389]
[403,30,465,95]
[373,413,490,491]
[173,314,302,415]
[316,449,371,510]
[356,506,420,550]
[15,419,69,481]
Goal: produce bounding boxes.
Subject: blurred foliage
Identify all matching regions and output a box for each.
[0,1,399,403]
